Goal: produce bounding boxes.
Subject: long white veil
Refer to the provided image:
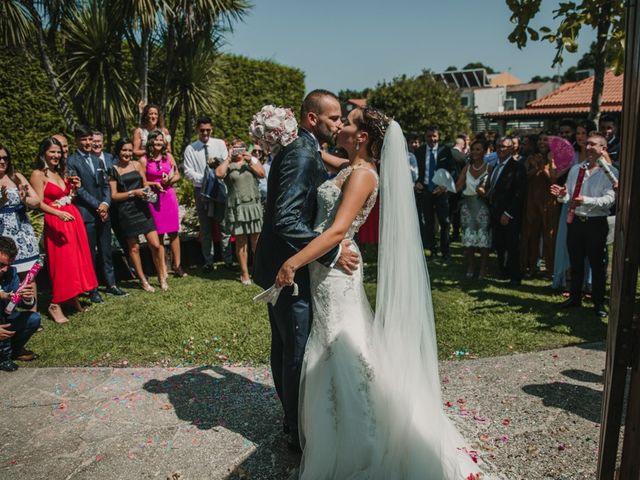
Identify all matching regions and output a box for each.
[372,121,480,478]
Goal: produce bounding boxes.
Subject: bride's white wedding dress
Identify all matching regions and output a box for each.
[298,122,483,480]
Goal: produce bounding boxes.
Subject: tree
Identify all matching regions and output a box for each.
[337,88,370,103]
[0,0,79,130]
[506,0,625,122]
[63,1,135,142]
[367,72,470,141]
[462,62,496,74]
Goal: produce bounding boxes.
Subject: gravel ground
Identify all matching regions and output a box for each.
[0,343,605,479]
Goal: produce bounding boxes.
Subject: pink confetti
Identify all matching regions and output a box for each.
[502,419,511,426]
[95,454,104,462]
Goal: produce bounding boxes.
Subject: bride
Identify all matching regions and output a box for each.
[275,107,483,479]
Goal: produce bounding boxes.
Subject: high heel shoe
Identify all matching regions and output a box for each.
[141,280,155,293]
[160,279,169,291]
[48,304,69,324]
[70,298,87,313]
[240,276,252,286]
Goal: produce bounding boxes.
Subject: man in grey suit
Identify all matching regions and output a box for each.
[67,125,126,302]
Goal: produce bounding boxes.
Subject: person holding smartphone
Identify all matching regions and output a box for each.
[215,139,265,285]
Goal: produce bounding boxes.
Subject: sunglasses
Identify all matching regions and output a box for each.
[200,128,212,133]
[0,261,11,268]
[0,156,8,161]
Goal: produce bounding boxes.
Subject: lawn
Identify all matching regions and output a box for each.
[27,244,607,367]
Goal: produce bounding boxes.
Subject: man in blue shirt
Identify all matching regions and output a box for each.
[0,236,41,372]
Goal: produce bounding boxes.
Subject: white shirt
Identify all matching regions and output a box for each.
[422,144,439,184]
[559,159,617,217]
[183,137,228,187]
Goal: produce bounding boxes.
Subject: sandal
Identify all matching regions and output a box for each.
[48,304,69,324]
[141,280,155,293]
[160,279,169,291]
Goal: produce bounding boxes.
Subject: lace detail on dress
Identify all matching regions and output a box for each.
[314,166,378,238]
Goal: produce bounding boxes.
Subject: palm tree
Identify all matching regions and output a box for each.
[0,0,78,130]
[164,34,225,151]
[159,0,250,109]
[63,0,135,142]
[110,0,169,108]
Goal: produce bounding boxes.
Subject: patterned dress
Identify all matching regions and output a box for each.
[459,165,491,248]
[0,188,39,272]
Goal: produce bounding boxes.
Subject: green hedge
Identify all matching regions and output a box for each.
[212,54,305,141]
[0,50,305,174]
[0,48,67,173]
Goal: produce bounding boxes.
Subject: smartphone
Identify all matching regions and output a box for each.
[231,147,246,157]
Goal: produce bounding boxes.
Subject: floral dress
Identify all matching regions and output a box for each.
[0,188,39,272]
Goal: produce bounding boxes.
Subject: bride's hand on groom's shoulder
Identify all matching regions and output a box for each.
[275,260,297,288]
[336,239,359,275]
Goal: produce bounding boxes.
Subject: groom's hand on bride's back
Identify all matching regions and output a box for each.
[337,239,359,274]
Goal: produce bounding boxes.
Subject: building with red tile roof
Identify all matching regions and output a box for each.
[487,70,623,120]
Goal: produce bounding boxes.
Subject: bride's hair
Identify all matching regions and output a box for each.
[353,107,390,159]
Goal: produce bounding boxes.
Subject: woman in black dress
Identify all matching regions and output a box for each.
[109,138,167,292]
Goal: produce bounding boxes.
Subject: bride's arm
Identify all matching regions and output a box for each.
[275,169,377,287]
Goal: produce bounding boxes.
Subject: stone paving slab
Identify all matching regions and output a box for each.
[0,343,605,479]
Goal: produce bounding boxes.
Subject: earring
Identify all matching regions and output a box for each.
[355,141,360,152]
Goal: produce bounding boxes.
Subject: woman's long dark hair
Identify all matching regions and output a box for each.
[114,137,133,161]
[145,129,167,159]
[0,143,21,186]
[34,137,66,175]
[140,104,165,130]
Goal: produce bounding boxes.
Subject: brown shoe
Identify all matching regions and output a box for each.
[173,265,188,278]
[13,349,38,362]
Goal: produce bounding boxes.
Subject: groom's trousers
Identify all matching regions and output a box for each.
[268,287,312,439]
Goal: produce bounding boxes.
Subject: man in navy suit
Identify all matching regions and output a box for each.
[253,90,358,451]
[67,125,126,302]
[414,126,455,259]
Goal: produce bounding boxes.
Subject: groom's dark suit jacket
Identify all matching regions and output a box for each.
[253,129,339,294]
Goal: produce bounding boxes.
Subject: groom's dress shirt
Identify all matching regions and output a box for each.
[183,137,228,188]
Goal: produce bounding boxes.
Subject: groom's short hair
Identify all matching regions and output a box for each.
[301,89,339,119]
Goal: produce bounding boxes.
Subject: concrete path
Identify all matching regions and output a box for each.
[0,343,605,479]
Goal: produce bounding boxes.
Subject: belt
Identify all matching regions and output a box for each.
[574,215,606,222]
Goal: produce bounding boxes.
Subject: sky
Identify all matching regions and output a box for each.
[223,0,597,94]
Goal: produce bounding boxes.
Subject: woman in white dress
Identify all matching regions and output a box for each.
[276,107,483,479]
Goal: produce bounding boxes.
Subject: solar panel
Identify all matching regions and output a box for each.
[432,69,490,89]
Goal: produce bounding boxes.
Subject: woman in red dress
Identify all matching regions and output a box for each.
[29,137,98,324]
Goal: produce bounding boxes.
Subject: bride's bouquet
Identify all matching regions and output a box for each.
[249,105,298,154]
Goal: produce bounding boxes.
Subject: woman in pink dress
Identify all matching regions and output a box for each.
[29,137,98,324]
[139,130,183,284]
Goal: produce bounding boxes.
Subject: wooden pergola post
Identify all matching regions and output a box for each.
[597,0,640,478]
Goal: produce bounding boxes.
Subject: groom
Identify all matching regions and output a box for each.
[253,90,358,451]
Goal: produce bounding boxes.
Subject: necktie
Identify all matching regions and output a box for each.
[85,154,95,175]
[427,149,436,191]
[203,143,209,163]
[488,161,505,196]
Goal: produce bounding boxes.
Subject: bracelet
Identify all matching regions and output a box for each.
[128,191,134,198]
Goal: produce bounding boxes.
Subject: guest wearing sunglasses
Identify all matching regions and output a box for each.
[182,116,229,272]
[139,130,182,286]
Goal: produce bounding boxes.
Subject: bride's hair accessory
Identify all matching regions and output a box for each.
[355,107,391,158]
[249,105,298,150]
